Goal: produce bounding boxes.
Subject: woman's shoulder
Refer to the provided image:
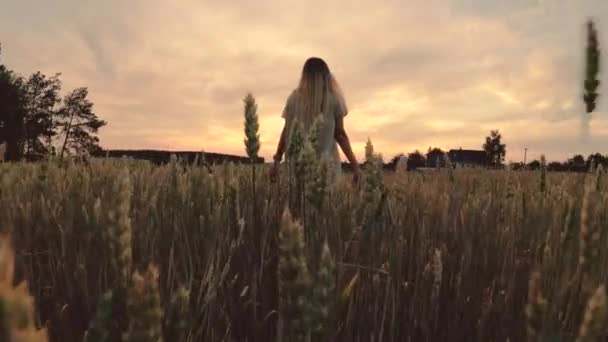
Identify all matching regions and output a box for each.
[330,91,348,114]
[286,89,299,103]
[281,89,298,118]
[329,90,345,102]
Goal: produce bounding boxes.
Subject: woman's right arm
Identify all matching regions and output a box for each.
[273,124,287,163]
[269,123,287,183]
[334,114,360,175]
[274,90,295,163]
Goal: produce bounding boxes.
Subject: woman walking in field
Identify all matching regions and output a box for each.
[270,57,360,185]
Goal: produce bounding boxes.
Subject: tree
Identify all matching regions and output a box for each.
[567,154,586,172]
[57,87,106,158]
[23,71,62,158]
[483,130,506,167]
[1,45,106,161]
[426,147,445,168]
[587,153,608,170]
[509,161,525,171]
[0,44,27,161]
[584,20,600,114]
[547,162,566,172]
[407,150,426,170]
[527,160,541,171]
[389,153,404,167]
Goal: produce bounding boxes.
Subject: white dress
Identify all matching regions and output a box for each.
[281,89,348,175]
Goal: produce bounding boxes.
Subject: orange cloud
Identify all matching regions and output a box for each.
[1,0,606,163]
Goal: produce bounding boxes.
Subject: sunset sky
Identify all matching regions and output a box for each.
[2,0,607,162]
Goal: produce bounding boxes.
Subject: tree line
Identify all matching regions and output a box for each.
[383,128,607,173]
[513,153,608,172]
[386,149,608,173]
[363,18,603,173]
[0,44,106,162]
[380,129,506,170]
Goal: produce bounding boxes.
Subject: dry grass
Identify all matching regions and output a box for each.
[0,159,607,341]
[0,234,49,342]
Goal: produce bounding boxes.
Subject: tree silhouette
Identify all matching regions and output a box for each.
[389,153,405,166]
[57,87,106,158]
[23,71,62,158]
[567,154,586,172]
[483,130,506,167]
[1,44,107,161]
[527,160,541,171]
[587,153,608,170]
[547,162,565,172]
[0,44,27,161]
[426,147,445,168]
[407,150,426,170]
[584,20,600,113]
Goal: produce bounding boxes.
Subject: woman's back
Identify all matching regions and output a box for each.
[281,88,348,170]
[270,57,360,186]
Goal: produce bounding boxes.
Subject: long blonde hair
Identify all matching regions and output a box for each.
[292,57,344,129]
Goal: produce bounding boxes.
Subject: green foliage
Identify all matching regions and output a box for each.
[301,117,330,213]
[364,138,374,163]
[57,87,107,158]
[407,150,426,170]
[243,93,260,161]
[23,72,62,158]
[584,20,600,114]
[308,115,324,153]
[1,44,106,161]
[526,271,547,342]
[287,120,304,162]
[483,129,507,167]
[123,265,163,342]
[363,151,384,205]
[0,50,26,161]
[287,121,305,216]
[0,235,48,341]
[310,242,336,341]
[576,285,607,342]
[85,291,114,342]
[279,210,312,341]
[301,138,327,212]
[163,286,190,342]
[540,155,547,193]
[426,147,446,168]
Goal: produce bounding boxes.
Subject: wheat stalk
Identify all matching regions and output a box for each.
[0,235,48,342]
[526,271,547,342]
[124,264,163,342]
[278,209,312,342]
[576,285,607,342]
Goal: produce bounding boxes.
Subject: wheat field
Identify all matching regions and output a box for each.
[0,158,607,342]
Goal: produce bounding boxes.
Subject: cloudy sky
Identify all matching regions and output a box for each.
[2,0,607,162]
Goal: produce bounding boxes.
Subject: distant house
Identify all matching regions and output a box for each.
[447,149,488,168]
[97,149,264,165]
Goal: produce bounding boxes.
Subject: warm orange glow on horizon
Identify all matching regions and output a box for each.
[1,0,606,163]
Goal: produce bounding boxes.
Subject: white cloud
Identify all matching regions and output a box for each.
[1,0,606,162]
